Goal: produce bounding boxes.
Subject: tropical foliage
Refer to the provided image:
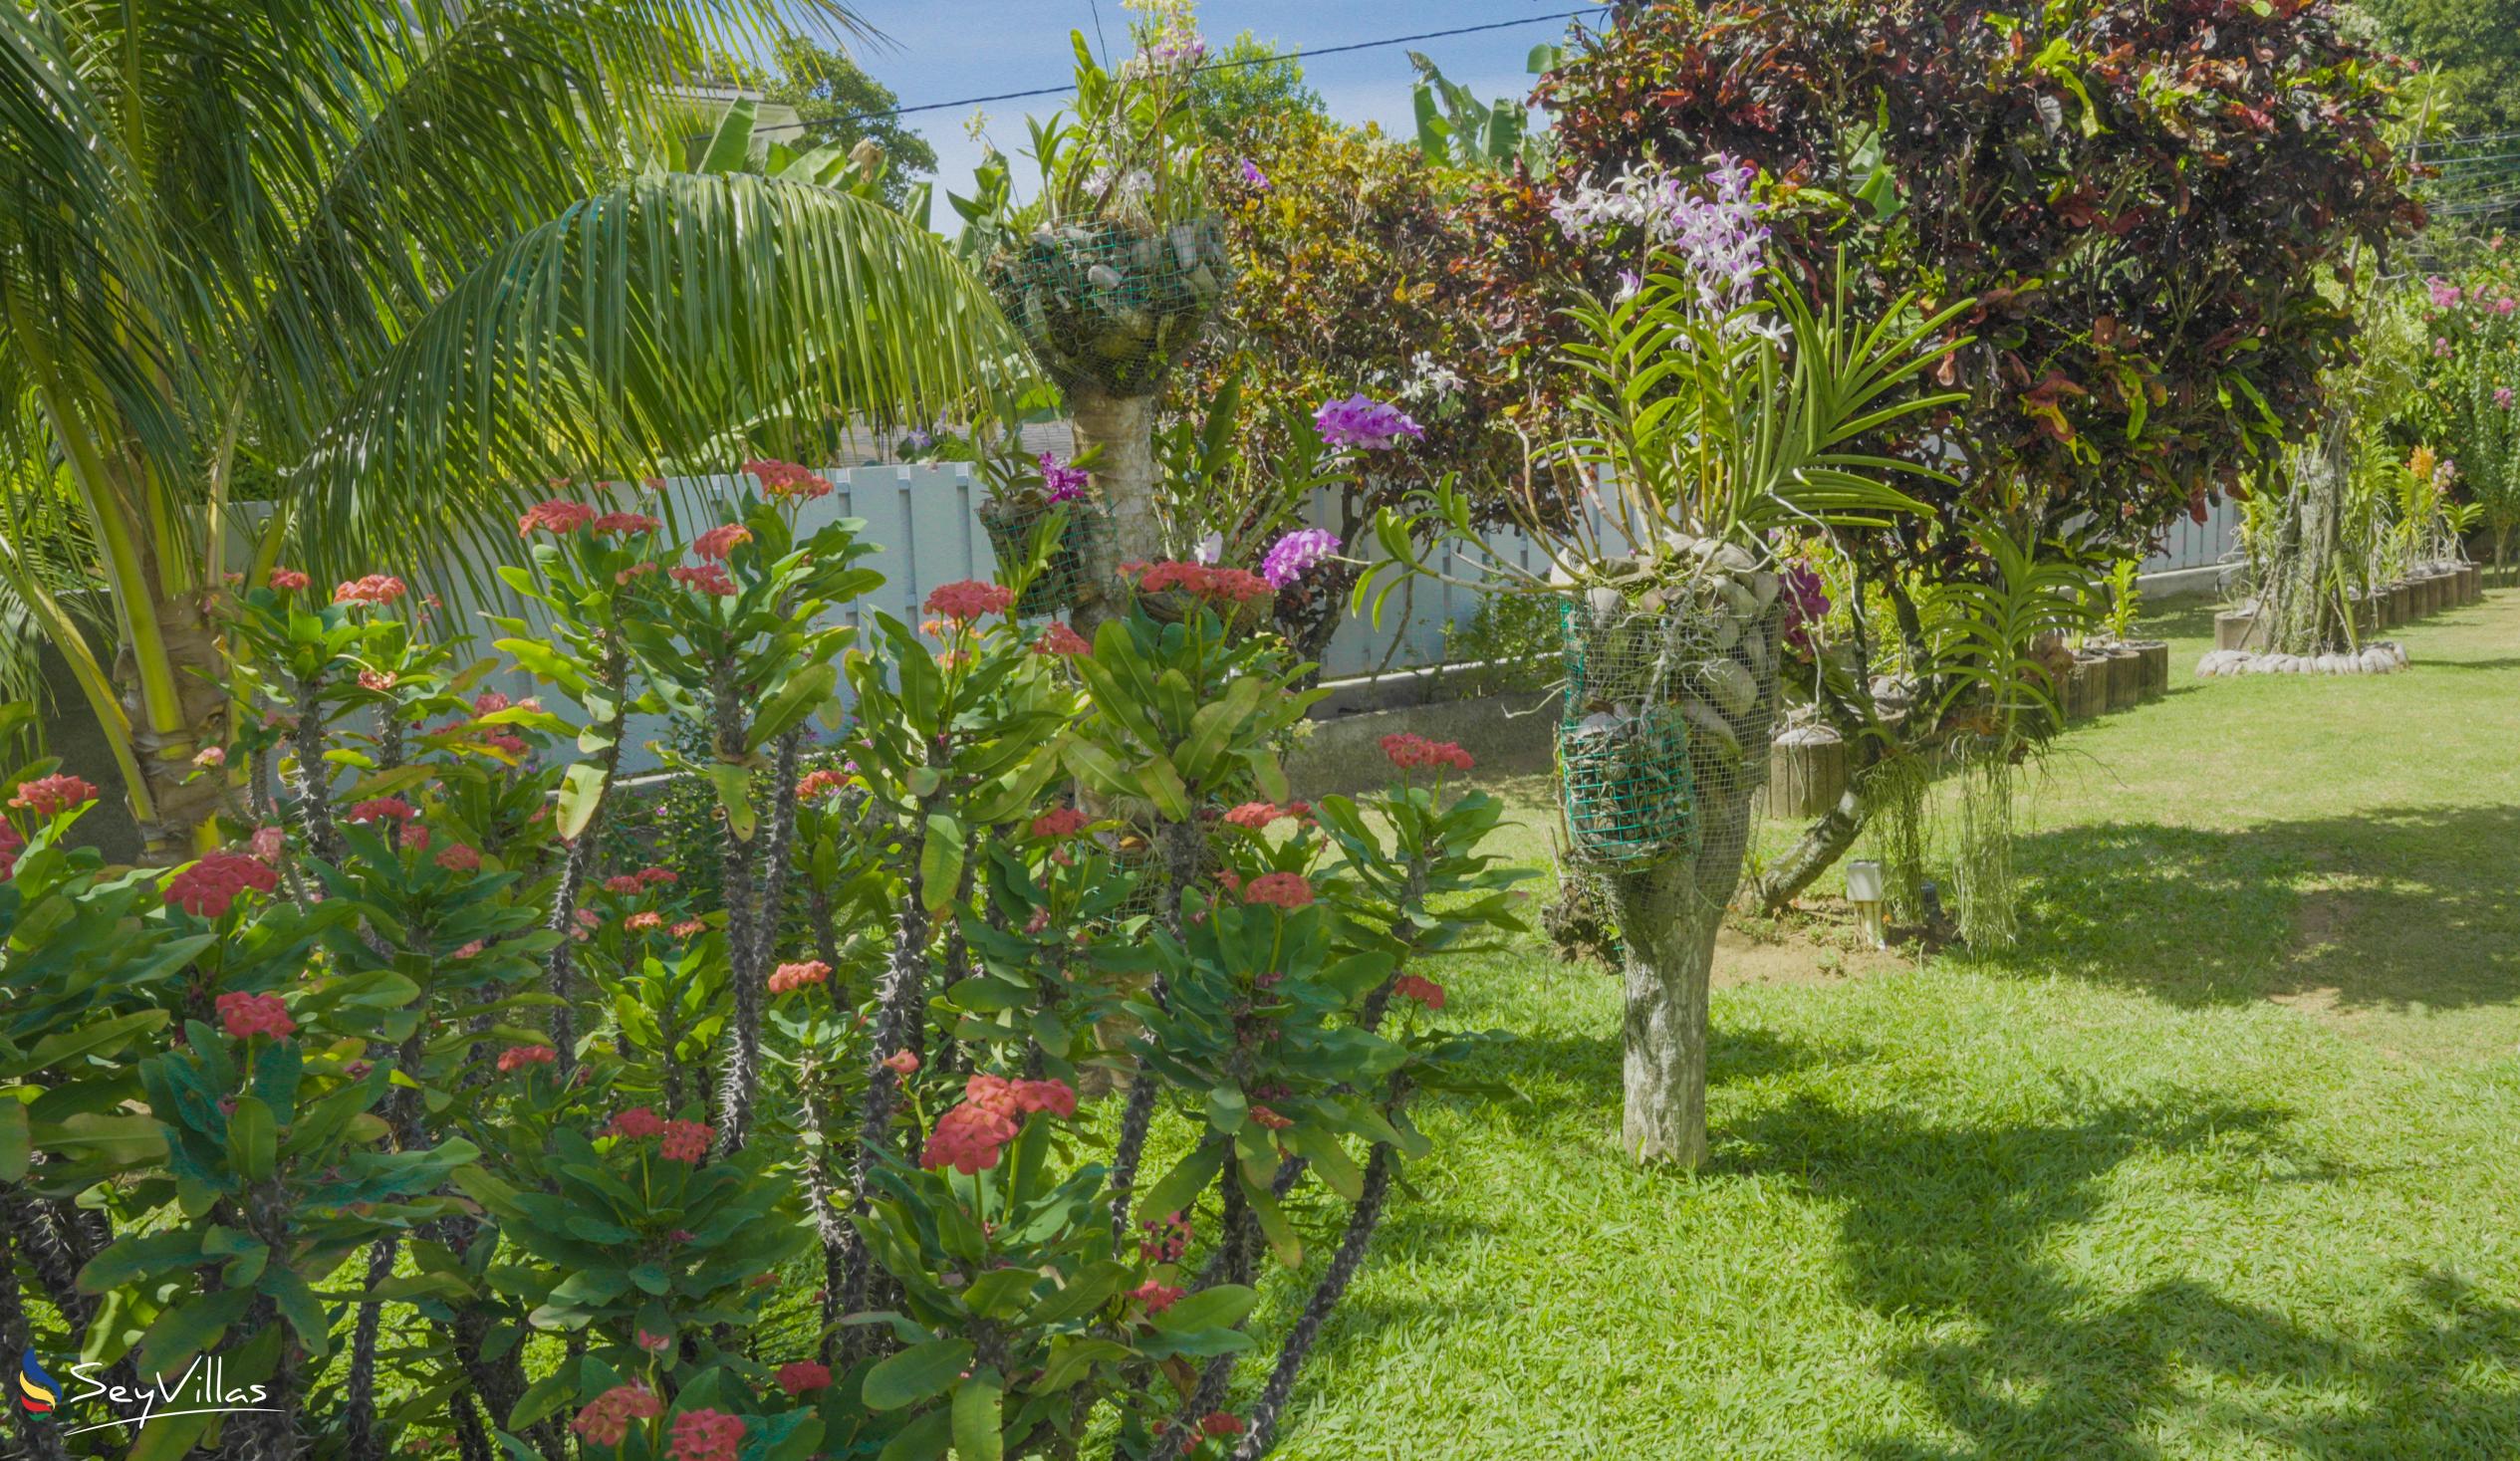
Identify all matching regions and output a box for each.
[0,482,1522,1460]
[0,0,1014,856]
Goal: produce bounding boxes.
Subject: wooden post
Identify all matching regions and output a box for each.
[2130,639,2169,700]
[2105,645,2142,711]
[1764,726,1848,820]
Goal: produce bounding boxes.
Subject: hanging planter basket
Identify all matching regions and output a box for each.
[979,499,1107,618]
[1552,573,1778,869]
[1559,706,1699,868]
[985,216,1232,398]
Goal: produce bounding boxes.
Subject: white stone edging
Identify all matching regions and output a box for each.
[2194,643,2407,677]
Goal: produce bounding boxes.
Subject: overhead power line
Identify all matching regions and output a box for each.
[702,7,1610,146]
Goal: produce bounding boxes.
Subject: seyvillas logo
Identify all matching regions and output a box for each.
[28,1355,277,1438]
[17,1352,60,1414]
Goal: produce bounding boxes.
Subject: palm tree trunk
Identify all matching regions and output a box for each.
[120,574,230,858]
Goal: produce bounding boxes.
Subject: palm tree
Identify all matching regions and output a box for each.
[0,0,1017,858]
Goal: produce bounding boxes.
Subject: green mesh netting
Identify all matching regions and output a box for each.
[980,499,1107,618]
[986,217,1231,397]
[1559,705,1698,867]
[1555,588,1781,869]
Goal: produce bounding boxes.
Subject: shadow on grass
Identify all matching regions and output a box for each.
[1979,804,2520,1016]
[1722,1093,2520,1458]
[1466,1023,1860,1142]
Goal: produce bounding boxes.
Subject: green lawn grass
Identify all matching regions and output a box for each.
[1264,589,2520,1459]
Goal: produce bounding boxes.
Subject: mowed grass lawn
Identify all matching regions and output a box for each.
[1265,590,2520,1459]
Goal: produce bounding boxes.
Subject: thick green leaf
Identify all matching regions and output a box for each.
[706,763,757,843]
[863,1337,973,1411]
[0,1099,28,1182]
[136,1285,258,1372]
[748,662,839,750]
[919,814,964,916]
[1151,1284,1259,1335]
[556,763,609,842]
[227,1096,278,1182]
[950,1370,1004,1461]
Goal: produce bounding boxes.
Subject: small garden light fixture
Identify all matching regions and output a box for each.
[1846,857,1888,949]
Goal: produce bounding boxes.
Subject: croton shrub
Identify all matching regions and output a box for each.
[0,465,1523,1461]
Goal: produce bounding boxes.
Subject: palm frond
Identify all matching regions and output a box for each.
[294,172,1028,575]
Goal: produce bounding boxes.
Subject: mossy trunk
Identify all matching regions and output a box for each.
[1607,706,1768,1167]
[1070,388,1158,640]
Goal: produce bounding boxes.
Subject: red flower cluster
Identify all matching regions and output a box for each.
[269,568,312,592]
[518,499,597,537]
[1241,872,1316,910]
[882,1049,919,1076]
[591,512,661,536]
[921,1074,1078,1174]
[796,768,850,800]
[497,1045,557,1074]
[215,991,296,1042]
[617,561,660,587]
[744,459,833,500]
[603,873,644,895]
[692,524,752,561]
[658,1119,713,1163]
[346,797,418,826]
[625,911,663,932]
[569,1384,662,1447]
[1138,1211,1192,1264]
[1221,801,1288,830]
[358,669,397,693]
[1127,560,1276,606]
[768,960,829,994]
[666,1409,744,1461]
[0,821,21,881]
[773,1361,832,1397]
[164,852,279,919]
[671,564,737,597]
[1248,1103,1294,1131]
[9,774,100,818]
[334,575,408,608]
[671,918,706,939]
[1131,1281,1185,1313]
[608,1106,667,1139]
[1381,732,1474,772]
[1392,974,1447,1011]
[1029,807,1089,841]
[1034,621,1092,656]
[924,579,1015,622]
[1200,1413,1246,1439]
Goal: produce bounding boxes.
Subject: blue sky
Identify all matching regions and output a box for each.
[824,2,1600,200]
